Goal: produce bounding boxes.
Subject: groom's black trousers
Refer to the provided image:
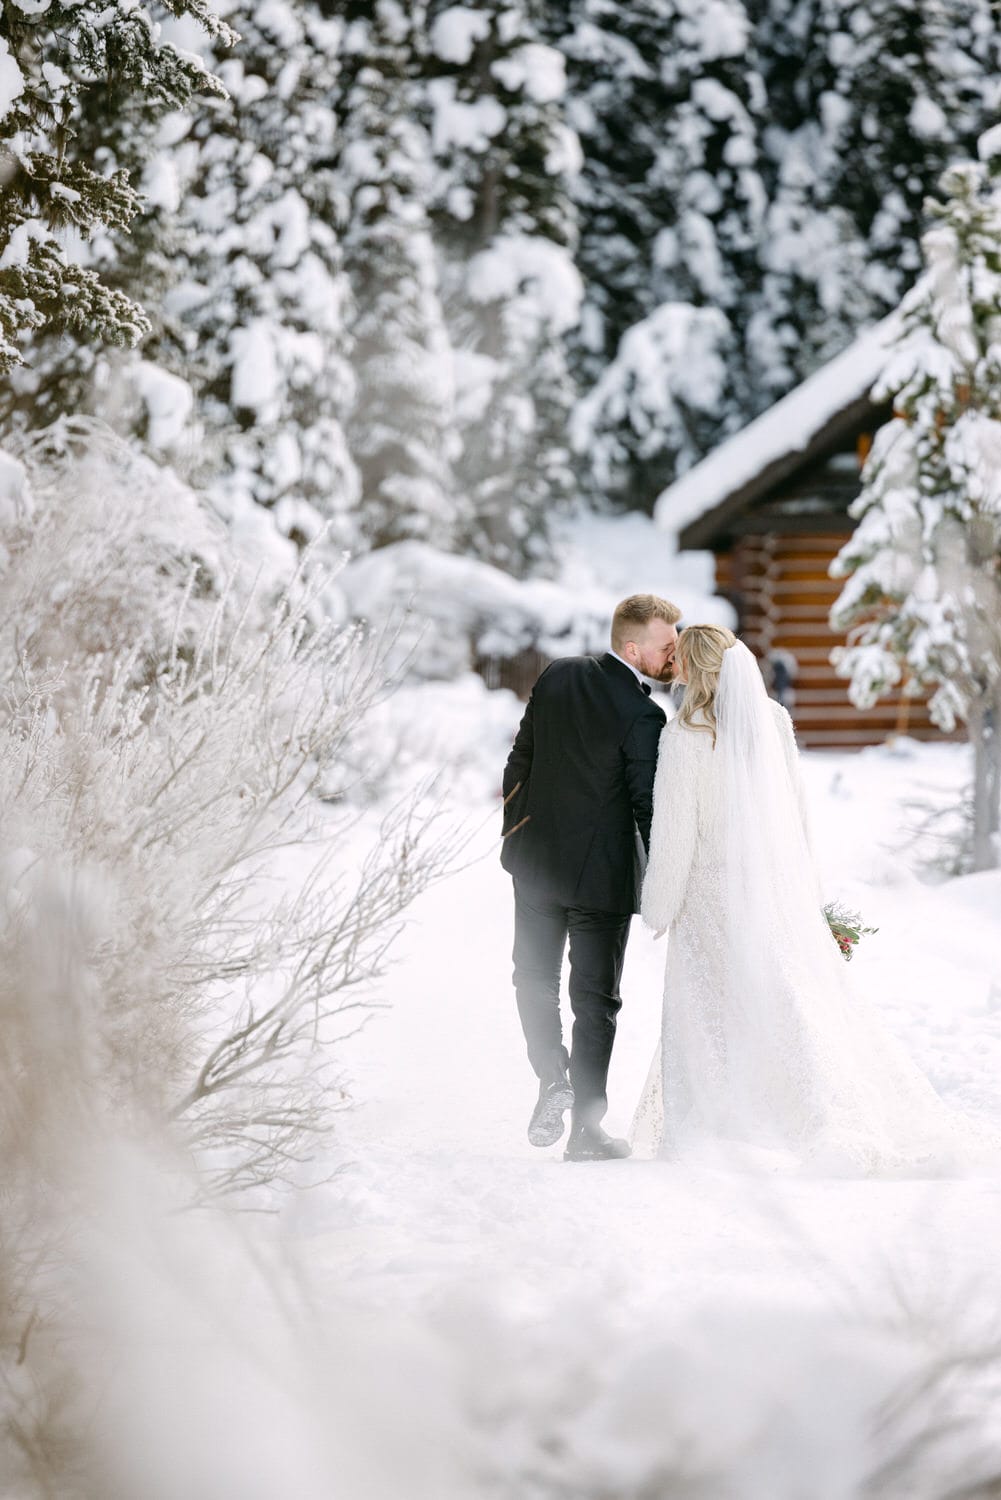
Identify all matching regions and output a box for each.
[512,879,631,1128]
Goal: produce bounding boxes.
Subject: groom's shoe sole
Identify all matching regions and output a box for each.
[563,1137,632,1162]
[527,1083,575,1147]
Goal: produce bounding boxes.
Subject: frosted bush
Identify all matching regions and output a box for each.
[0,425,460,1201]
[0,879,465,1500]
[0,421,467,1493]
[0,418,223,689]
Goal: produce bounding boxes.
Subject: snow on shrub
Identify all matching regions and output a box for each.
[0,423,459,1204]
[0,421,466,1493]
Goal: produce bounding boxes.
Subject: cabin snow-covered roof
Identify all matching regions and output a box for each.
[654,315,899,548]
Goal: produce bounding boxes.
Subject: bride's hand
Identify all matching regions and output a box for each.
[653,928,667,941]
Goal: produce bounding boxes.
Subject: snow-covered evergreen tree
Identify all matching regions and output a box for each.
[8,0,1001,585]
[0,0,233,373]
[548,0,766,508]
[570,300,733,509]
[337,1,464,551]
[0,60,199,435]
[423,0,582,572]
[549,0,1001,506]
[553,0,764,375]
[152,0,359,557]
[755,0,1001,400]
[830,142,1001,870]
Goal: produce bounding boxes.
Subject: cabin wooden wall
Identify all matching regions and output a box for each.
[717,531,945,749]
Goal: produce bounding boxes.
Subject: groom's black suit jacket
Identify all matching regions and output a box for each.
[501,654,667,915]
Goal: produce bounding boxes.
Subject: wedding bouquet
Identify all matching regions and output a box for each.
[823,902,878,961]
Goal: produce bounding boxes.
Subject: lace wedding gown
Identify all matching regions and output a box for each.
[634,651,996,1176]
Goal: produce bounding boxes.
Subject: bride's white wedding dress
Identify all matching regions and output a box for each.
[634,641,995,1175]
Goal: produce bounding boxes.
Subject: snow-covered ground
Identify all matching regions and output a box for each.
[287,690,1001,1493]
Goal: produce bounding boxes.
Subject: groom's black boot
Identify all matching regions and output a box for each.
[527,1050,574,1147]
[563,1117,631,1162]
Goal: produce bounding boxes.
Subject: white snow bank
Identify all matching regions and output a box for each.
[338,519,731,683]
[349,673,523,805]
[655,314,900,538]
[931,868,1001,923]
[552,508,735,629]
[338,540,613,678]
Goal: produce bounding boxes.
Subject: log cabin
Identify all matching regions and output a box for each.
[654,317,950,749]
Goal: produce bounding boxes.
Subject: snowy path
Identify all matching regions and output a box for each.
[300,739,1001,1343]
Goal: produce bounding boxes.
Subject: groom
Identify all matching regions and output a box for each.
[501,594,680,1161]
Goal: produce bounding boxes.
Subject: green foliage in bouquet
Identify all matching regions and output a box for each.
[824,901,878,961]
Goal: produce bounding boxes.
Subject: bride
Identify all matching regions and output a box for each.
[634,624,993,1174]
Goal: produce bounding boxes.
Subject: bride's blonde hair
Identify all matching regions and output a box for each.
[675,625,738,743]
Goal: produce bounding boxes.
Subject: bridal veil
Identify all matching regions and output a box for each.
[634,640,998,1174]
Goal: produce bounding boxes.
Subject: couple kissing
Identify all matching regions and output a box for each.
[500,595,989,1175]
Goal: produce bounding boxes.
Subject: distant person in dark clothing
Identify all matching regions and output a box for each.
[501,594,681,1161]
[765,648,798,711]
